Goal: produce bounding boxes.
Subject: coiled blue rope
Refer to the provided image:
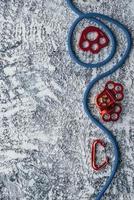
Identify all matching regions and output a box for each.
[66,1,132,200]
[68,15,116,68]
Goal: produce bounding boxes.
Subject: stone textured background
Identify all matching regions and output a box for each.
[0,0,134,199]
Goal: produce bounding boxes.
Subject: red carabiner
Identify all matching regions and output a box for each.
[91,139,109,171]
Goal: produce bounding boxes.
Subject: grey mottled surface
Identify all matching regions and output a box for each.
[0,0,134,200]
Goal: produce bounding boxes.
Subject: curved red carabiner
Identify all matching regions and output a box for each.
[91,139,109,171]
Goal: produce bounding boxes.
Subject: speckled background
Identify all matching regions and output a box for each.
[0,0,134,200]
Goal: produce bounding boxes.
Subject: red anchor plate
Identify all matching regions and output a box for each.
[96,81,124,122]
[79,26,109,54]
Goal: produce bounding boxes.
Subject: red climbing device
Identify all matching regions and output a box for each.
[96,81,124,122]
[79,26,109,54]
[91,139,109,171]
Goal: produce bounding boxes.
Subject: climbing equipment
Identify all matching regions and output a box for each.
[79,26,109,54]
[96,81,124,122]
[66,1,132,199]
[68,15,116,68]
[91,139,109,171]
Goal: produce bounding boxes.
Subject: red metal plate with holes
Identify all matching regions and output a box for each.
[96,81,124,122]
[79,26,109,54]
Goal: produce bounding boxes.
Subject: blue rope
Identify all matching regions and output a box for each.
[66,1,132,200]
[68,16,116,68]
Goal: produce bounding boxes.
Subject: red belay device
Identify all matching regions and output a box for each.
[96,81,124,122]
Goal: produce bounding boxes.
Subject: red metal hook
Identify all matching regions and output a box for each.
[91,139,109,171]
